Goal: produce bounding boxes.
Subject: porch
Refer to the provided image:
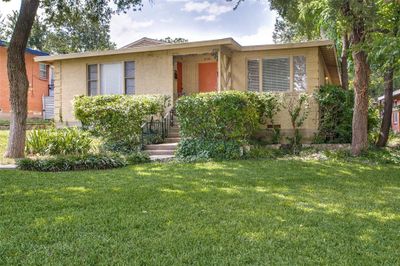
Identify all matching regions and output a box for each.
[172,46,233,101]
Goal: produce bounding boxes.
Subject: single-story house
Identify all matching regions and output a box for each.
[35,37,341,141]
[378,89,400,133]
[0,40,54,119]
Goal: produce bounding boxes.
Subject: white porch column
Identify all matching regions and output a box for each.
[217,49,222,92]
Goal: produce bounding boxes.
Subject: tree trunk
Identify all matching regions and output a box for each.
[340,33,349,90]
[5,0,40,158]
[376,69,394,147]
[351,18,370,156]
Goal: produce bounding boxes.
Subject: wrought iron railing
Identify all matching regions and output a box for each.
[140,108,174,150]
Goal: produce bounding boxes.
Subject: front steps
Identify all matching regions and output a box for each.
[144,122,180,160]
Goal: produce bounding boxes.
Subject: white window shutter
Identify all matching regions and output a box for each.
[262,58,290,92]
[100,63,123,95]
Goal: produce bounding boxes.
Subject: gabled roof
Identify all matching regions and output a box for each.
[0,39,49,56]
[120,37,167,49]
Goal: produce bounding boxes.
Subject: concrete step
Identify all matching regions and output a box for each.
[146,150,175,156]
[145,143,178,150]
[168,128,180,133]
[168,133,180,138]
[164,137,181,143]
[150,155,175,161]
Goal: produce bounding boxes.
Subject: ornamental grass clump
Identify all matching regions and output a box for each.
[26,127,92,156]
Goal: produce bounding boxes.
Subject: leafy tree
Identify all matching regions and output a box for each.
[272,18,306,43]
[3,0,143,158]
[0,10,116,53]
[159,37,188,44]
[233,0,399,155]
[369,0,400,147]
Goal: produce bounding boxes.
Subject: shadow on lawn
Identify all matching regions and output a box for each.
[1,159,399,264]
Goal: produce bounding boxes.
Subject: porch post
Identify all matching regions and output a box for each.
[217,49,221,92]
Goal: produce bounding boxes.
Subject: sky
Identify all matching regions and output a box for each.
[0,0,278,48]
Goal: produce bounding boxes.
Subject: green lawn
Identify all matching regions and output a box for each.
[0,131,14,165]
[1,160,400,265]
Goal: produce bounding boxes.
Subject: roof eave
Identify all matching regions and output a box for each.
[35,38,237,62]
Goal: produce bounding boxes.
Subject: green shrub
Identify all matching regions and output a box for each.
[26,128,92,156]
[74,95,170,152]
[176,91,259,141]
[176,91,285,159]
[324,147,400,164]
[368,101,382,144]
[176,139,243,160]
[314,85,382,145]
[314,85,353,143]
[17,154,127,172]
[125,152,151,164]
[244,146,283,159]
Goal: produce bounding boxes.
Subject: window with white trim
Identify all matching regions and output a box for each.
[87,61,135,96]
[293,56,306,91]
[394,112,398,124]
[39,63,47,79]
[262,57,290,92]
[247,59,260,92]
[247,56,307,92]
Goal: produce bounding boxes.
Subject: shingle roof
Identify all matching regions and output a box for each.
[0,39,49,56]
[120,37,167,49]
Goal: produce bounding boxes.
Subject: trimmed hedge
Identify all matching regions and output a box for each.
[17,154,127,172]
[175,91,284,160]
[176,91,260,141]
[74,95,170,152]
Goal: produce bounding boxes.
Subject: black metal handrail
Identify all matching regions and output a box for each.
[140,108,174,150]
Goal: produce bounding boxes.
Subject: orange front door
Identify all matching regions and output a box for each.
[198,62,217,93]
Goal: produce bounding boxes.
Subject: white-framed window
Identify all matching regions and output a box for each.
[394,112,398,125]
[262,57,290,92]
[39,63,47,79]
[87,61,135,96]
[293,55,307,91]
[247,59,260,92]
[247,55,307,93]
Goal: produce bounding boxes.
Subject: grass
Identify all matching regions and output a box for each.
[1,160,400,265]
[0,131,15,165]
[0,119,51,126]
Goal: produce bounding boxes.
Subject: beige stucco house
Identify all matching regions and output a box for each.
[35,37,341,141]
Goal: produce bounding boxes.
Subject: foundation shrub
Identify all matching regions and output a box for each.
[74,95,170,152]
[176,91,284,159]
[176,91,260,141]
[314,85,353,143]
